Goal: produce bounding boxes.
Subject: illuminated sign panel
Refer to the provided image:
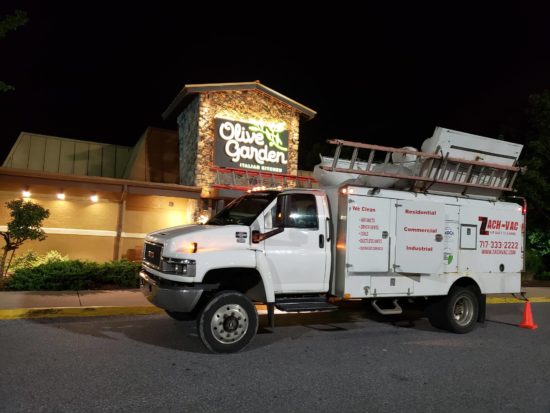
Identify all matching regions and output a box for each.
[214,118,288,173]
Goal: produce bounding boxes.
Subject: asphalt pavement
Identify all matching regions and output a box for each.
[0,302,549,412]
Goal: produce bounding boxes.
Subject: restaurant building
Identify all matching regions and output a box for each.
[0,82,316,262]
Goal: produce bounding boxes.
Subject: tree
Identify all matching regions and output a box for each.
[1,200,50,277]
[517,90,550,227]
[0,9,29,92]
[516,90,550,272]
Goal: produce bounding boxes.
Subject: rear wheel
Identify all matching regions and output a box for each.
[427,286,479,333]
[197,291,258,353]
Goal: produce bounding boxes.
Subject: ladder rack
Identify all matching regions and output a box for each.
[322,139,521,197]
[211,167,317,192]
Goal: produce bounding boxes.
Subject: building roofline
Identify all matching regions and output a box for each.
[0,167,202,199]
[2,131,133,167]
[162,81,317,121]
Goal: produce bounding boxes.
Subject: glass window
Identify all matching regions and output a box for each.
[208,192,278,226]
[264,204,276,229]
[277,193,318,229]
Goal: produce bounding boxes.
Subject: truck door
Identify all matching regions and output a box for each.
[263,193,329,293]
[394,200,445,274]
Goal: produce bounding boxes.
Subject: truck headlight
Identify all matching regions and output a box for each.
[161,257,196,276]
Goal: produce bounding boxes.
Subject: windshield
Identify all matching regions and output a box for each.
[207,191,278,226]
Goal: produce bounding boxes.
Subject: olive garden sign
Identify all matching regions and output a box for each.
[214,118,289,173]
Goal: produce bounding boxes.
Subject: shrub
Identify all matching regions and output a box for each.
[95,260,141,288]
[9,250,40,271]
[5,259,140,291]
[10,249,69,272]
[6,260,98,291]
[525,249,544,275]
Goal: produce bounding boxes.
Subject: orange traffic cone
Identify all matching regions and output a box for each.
[518,301,538,330]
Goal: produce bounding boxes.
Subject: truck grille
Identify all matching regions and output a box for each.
[143,242,163,269]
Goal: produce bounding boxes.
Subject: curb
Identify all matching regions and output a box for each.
[486,297,550,304]
[0,306,163,320]
[0,299,549,320]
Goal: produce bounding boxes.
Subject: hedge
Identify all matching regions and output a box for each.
[5,259,141,291]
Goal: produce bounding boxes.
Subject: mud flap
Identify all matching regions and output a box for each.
[267,302,275,328]
[477,294,487,324]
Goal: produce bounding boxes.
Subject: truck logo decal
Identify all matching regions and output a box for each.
[444,248,454,264]
[479,216,489,235]
[235,232,247,243]
[479,216,519,235]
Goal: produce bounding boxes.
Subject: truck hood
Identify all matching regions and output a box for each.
[146,224,251,257]
[148,224,215,239]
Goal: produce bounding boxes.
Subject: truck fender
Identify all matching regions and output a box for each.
[255,250,275,303]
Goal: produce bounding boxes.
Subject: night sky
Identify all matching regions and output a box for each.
[1,2,550,170]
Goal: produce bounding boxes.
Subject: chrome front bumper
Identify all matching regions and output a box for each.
[139,271,204,312]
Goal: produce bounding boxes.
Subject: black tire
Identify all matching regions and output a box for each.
[197,290,258,353]
[165,310,196,321]
[427,286,479,334]
[426,296,447,329]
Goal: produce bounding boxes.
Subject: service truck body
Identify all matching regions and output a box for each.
[331,186,522,299]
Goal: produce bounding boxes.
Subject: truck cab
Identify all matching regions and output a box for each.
[140,189,333,353]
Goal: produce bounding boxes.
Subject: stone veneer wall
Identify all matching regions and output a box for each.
[194,90,300,188]
[177,96,200,186]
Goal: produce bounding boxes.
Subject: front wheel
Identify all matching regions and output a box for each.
[427,286,479,334]
[197,291,258,353]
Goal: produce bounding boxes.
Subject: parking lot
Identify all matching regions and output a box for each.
[1,302,549,412]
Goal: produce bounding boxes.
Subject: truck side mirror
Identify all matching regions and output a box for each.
[252,230,261,243]
[251,227,284,243]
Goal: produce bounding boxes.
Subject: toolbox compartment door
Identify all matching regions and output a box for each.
[394,200,445,274]
[346,196,392,273]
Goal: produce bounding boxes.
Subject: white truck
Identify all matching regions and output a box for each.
[140,128,525,353]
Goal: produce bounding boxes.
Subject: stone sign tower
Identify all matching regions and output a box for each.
[163,81,316,196]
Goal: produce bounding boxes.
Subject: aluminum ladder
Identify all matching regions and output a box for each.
[322,139,521,196]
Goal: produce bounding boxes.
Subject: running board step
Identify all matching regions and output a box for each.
[371,299,403,315]
[275,297,338,313]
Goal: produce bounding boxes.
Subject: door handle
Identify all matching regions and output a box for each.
[325,217,332,242]
[319,234,324,248]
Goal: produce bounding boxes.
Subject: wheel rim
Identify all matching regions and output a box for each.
[210,304,249,344]
[453,295,474,327]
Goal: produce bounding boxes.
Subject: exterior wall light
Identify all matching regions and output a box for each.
[90,194,99,203]
[197,211,209,225]
[22,189,31,198]
[56,192,66,200]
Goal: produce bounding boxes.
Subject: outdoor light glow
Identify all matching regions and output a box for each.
[179,242,198,254]
[57,192,66,200]
[22,190,31,198]
[197,212,209,225]
[90,194,99,202]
